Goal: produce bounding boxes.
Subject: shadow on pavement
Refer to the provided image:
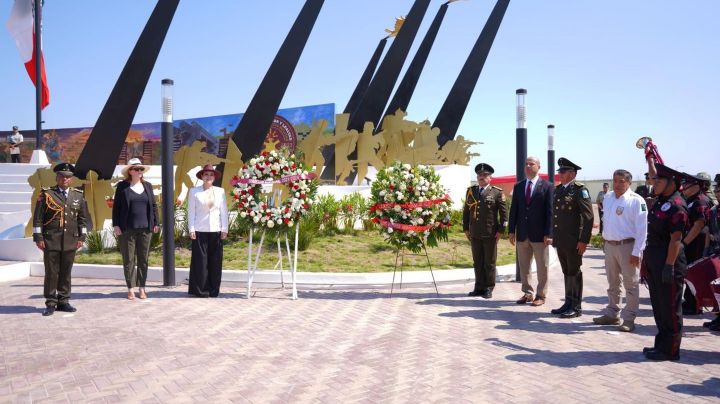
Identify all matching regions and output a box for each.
[0,305,42,314]
[487,337,720,368]
[667,377,720,398]
[298,290,467,300]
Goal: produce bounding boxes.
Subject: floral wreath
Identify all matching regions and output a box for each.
[231,150,318,232]
[369,161,452,253]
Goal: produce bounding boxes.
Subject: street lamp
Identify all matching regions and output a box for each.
[515,88,527,282]
[547,124,555,185]
[161,79,175,286]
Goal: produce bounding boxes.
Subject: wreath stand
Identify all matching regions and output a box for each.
[246,224,300,300]
[390,240,440,297]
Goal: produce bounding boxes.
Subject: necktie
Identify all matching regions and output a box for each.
[479,187,484,196]
[525,181,532,205]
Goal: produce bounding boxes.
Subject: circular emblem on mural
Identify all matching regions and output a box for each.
[264,115,297,153]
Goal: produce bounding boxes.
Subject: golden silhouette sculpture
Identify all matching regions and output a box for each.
[333,114,360,184]
[385,16,405,37]
[173,140,227,203]
[24,166,59,237]
[79,170,114,232]
[437,135,481,165]
[297,119,334,177]
[220,140,244,209]
[353,121,386,184]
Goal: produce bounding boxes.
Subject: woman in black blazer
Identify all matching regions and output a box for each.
[112,157,159,300]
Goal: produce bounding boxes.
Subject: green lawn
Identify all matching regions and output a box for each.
[75,229,516,272]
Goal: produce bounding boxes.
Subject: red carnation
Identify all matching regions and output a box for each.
[248,188,254,195]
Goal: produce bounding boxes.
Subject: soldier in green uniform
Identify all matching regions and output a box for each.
[463,163,508,298]
[33,163,88,316]
[551,158,594,318]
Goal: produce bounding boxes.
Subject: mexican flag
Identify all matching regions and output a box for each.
[6,0,50,109]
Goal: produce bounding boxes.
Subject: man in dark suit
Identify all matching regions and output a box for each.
[551,158,594,318]
[33,163,88,316]
[463,163,508,298]
[508,156,554,306]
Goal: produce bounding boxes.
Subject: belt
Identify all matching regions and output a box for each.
[605,238,634,246]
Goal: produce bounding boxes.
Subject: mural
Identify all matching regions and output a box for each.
[0,103,335,164]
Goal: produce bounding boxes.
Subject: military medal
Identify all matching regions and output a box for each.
[616,206,624,215]
[661,202,671,212]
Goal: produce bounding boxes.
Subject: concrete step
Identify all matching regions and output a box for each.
[0,202,30,213]
[0,163,50,175]
[0,191,32,203]
[0,183,32,192]
[0,174,32,185]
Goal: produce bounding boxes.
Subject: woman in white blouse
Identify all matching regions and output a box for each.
[187,164,229,297]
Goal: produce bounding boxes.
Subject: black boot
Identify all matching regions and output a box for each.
[552,275,572,314]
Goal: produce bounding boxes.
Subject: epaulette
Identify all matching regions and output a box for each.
[555,183,562,188]
[491,185,502,191]
[575,182,585,187]
[40,187,50,192]
[71,187,83,193]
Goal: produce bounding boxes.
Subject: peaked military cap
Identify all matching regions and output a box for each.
[557,157,581,171]
[681,172,711,189]
[53,162,75,177]
[714,173,720,187]
[474,163,494,174]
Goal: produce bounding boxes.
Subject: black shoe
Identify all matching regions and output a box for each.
[559,309,582,318]
[42,306,55,316]
[703,316,720,328]
[468,290,483,297]
[56,303,77,313]
[642,346,656,354]
[644,350,679,361]
[551,302,570,315]
[481,290,493,299]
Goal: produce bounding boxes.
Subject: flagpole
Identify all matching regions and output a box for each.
[34,0,42,150]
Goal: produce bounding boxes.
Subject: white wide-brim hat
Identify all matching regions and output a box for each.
[121,158,151,177]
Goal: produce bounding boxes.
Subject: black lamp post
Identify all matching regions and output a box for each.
[161,78,176,286]
[515,89,527,282]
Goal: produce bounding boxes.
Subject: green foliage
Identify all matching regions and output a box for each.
[590,234,604,249]
[312,193,341,235]
[338,192,369,234]
[85,231,107,254]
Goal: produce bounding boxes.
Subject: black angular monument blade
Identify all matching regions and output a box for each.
[230,0,325,160]
[381,1,450,126]
[434,0,510,146]
[74,0,180,179]
[344,36,388,114]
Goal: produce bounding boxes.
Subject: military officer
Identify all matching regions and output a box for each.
[551,158,594,318]
[463,163,508,298]
[33,163,88,316]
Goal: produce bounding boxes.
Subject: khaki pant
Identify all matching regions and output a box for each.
[119,228,152,288]
[603,242,640,321]
[517,239,549,298]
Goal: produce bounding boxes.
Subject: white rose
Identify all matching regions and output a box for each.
[267,220,275,228]
[276,219,282,225]
[394,205,402,212]
[403,164,411,170]
[388,227,394,233]
[240,211,247,218]
[253,216,260,223]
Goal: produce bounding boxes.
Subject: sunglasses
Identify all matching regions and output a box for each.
[130,167,145,172]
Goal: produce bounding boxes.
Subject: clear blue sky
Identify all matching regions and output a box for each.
[1,0,718,179]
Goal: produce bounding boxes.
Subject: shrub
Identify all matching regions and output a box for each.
[313,194,341,235]
[85,231,107,254]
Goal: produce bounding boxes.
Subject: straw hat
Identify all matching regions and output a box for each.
[121,157,151,178]
[196,164,222,180]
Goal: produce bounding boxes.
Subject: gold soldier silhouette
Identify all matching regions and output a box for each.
[551,157,594,319]
[25,166,58,237]
[80,170,114,232]
[297,119,334,177]
[353,121,386,185]
[463,163,508,299]
[33,163,88,316]
[219,140,244,209]
[377,110,412,165]
[173,141,227,203]
[333,114,360,184]
[438,135,481,165]
[410,121,443,165]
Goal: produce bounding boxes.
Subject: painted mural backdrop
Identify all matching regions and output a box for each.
[1,103,335,164]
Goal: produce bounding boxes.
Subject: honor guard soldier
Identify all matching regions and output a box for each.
[463,163,508,298]
[33,163,88,316]
[551,158,594,318]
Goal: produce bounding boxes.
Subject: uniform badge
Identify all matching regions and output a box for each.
[581,189,590,199]
[641,203,647,212]
[661,202,671,212]
[616,206,624,215]
[688,201,694,208]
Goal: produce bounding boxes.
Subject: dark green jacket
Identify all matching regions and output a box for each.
[463,185,508,238]
[33,186,88,251]
[552,181,594,250]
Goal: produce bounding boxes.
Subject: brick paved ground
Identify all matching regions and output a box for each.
[1,249,719,403]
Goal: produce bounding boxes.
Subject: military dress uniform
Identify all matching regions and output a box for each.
[642,164,688,361]
[33,163,88,316]
[463,163,508,298]
[551,158,594,318]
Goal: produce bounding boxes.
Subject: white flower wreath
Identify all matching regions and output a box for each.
[231,150,318,232]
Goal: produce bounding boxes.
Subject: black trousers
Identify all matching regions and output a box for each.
[644,246,686,356]
[470,237,497,292]
[598,209,604,234]
[189,232,223,297]
[11,153,21,163]
[43,249,76,307]
[556,248,583,310]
